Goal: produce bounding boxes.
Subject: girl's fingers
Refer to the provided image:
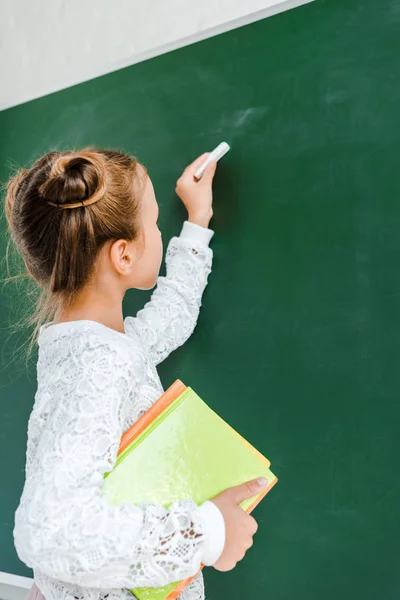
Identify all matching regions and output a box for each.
[184,153,209,175]
[202,161,217,182]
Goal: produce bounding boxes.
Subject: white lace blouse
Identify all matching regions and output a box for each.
[14,222,226,600]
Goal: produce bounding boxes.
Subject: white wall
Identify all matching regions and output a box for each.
[0,0,313,111]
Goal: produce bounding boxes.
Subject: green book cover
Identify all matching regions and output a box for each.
[102,384,277,600]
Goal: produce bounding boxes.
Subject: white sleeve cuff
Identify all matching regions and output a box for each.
[197,501,226,566]
[179,221,214,248]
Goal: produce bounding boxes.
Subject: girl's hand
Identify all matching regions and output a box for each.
[210,478,267,572]
[175,153,217,229]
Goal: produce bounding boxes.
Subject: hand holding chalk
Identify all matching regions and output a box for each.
[194,142,230,180]
[176,153,218,228]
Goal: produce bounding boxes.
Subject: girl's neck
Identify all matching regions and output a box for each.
[55,286,126,334]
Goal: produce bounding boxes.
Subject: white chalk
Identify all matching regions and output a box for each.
[194,142,230,180]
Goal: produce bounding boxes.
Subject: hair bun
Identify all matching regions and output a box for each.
[39,152,107,209]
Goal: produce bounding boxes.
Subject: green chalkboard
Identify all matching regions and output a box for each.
[1,0,400,598]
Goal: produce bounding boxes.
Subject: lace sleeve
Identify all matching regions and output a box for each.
[125,223,213,365]
[14,335,223,589]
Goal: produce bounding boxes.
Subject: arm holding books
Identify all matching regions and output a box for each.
[14,338,224,589]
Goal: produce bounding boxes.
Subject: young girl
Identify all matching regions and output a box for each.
[6,148,268,600]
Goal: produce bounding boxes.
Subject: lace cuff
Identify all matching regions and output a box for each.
[197,501,226,566]
[179,222,214,247]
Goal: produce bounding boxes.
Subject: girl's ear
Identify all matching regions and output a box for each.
[109,238,142,275]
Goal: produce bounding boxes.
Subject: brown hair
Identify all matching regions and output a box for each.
[4,147,143,348]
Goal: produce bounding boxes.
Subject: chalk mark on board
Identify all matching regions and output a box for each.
[210,107,268,139]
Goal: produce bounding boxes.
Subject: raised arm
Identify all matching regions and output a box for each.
[125,154,217,365]
[125,221,213,365]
